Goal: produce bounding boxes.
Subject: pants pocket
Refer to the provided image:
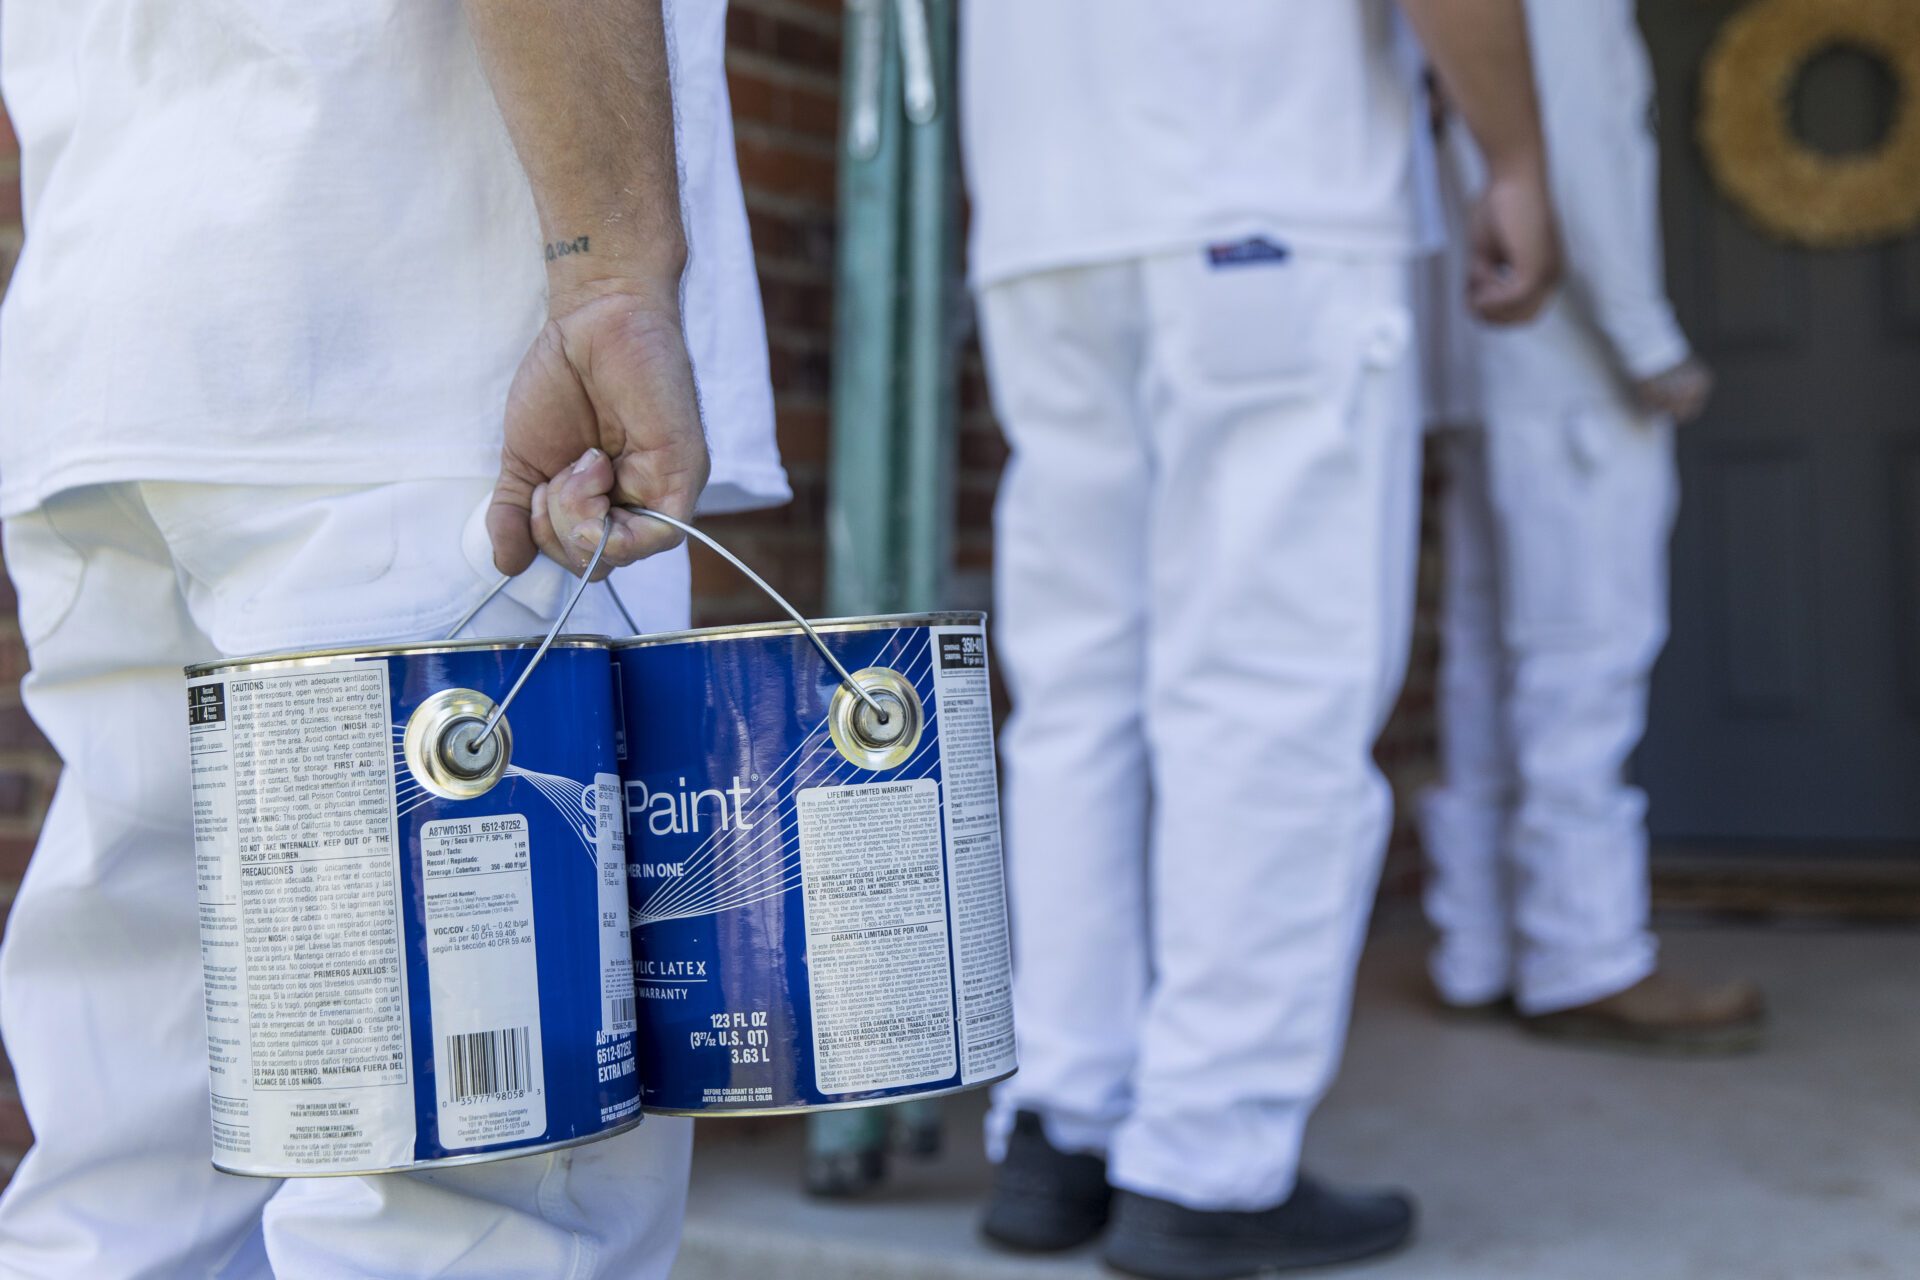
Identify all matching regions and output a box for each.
[1166,248,1335,392]
[152,478,497,656]
[1488,404,1620,646]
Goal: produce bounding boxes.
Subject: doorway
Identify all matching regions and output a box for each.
[1639,0,1920,853]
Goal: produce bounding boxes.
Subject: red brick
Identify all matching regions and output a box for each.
[759,277,832,331]
[727,68,839,141]
[0,545,20,615]
[0,772,34,819]
[0,639,27,688]
[955,487,997,533]
[0,1092,30,1151]
[734,133,837,207]
[727,67,779,126]
[959,426,1009,472]
[746,203,837,277]
[724,7,767,55]
[955,541,995,573]
[0,834,33,882]
[727,7,840,72]
[775,406,830,467]
[765,341,831,402]
[0,707,47,756]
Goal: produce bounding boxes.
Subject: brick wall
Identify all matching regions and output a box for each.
[0,104,37,1183]
[696,0,843,623]
[0,0,1438,1182]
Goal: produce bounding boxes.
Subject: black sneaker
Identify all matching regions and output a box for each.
[979,1110,1114,1252]
[1102,1177,1415,1278]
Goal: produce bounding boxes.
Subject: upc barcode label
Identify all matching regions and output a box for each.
[444,1027,533,1101]
[609,996,637,1028]
[421,816,546,1148]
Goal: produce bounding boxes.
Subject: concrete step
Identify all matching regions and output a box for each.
[672,922,1920,1280]
[674,1092,1100,1280]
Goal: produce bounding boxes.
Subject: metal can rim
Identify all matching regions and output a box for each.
[609,610,986,652]
[636,1068,1019,1119]
[184,634,614,678]
[209,1113,646,1179]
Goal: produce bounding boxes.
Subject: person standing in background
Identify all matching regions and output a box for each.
[0,2,784,1276]
[1418,0,1765,1049]
[961,2,1558,1274]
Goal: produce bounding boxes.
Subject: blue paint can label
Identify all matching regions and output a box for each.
[616,614,1016,1113]
[186,641,641,1175]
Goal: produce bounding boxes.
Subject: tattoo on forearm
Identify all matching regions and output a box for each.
[544,235,590,263]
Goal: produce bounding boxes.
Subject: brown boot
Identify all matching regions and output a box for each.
[1523,971,1766,1055]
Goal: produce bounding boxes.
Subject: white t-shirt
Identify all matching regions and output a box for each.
[960,0,1422,287]
[0,0,788,518]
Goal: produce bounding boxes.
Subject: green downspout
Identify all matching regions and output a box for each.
[809,0,963,1193]
[825,0,906,616]
[896,0,961,612]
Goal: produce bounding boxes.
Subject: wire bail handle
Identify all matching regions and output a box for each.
[619,506,892,726]
[444,507,891,751]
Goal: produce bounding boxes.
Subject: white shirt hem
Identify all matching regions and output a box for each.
[0,447,792,519]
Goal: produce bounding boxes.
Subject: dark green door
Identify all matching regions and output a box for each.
[1639,0,1920,847]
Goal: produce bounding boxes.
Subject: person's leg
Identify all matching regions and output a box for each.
[0,484,279,1280]
[146,478,693,1279]
[1113,249,1420,1220]
[1418,429,1519,1008]
[1481,403,1668,1015]
[976,263,1154,1243]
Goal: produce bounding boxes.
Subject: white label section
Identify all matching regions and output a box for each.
[797,779,957,1095]
[593,773,637,1033]
[930,627,1017,1083]
[422,815,547,1150]
[189,662,415,1175]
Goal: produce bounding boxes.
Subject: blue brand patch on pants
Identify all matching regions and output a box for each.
[1206,236,1291,268]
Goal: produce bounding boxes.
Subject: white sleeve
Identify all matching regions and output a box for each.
[1529,0,1692,380]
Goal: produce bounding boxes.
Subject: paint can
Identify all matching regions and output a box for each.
[185,531,642,1176]
[608,512,1017,1115]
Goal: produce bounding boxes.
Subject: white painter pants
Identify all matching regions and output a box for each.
[0,479,691,1279]
[981,249,1420,1211]
[1420,405,1675,1015]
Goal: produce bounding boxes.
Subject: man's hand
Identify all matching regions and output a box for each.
[464,0,701,576]
[1633,353,1714,423]
[488,286,709,577]
[1467,165,1561,326]
[1399,0,1561,324]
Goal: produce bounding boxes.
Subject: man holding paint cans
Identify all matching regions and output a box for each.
[0,2,782,1277]
[962,1,1557,1273]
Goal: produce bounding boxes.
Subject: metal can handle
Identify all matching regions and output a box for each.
[618,506,893,726]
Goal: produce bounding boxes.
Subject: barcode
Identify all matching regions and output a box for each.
[443,1026,532,1101]
[609,997,636,1027]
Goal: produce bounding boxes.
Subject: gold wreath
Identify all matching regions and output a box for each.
[1697,0,1920,248]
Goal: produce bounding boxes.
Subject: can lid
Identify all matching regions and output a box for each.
[184,634,614,678]
[610,610,984,651]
